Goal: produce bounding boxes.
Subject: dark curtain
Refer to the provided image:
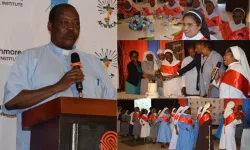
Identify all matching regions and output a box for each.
[151,99,179,110]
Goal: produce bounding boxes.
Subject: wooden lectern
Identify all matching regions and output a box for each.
[22,97,117,150]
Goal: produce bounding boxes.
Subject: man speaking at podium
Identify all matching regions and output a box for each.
[2,3,116,150]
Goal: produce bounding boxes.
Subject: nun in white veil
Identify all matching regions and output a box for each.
[161,49,183,97]
[154,49,165,96]
[205,0,223,38]
[219,101,242,150]
[191,0,205,14]
[140,51,158,95]
[176,106,195,150]
[170,108,177,131]
[155,107,172,148]
[213,46,250,98]
[169,106,184,149]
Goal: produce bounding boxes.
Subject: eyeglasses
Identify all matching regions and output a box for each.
[182,23,197,28]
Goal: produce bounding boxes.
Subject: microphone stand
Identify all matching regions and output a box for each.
[208,125,211,150]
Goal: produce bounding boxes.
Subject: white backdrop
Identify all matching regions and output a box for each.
[0,0,117,149]
[188,98,224,125]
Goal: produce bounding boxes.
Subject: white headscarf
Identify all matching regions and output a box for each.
[176,106,184,120]
[181,106,190,115]
[154,49,164,70]
[143,51,157,61]
[164,49,178,62]
[158,109,162,115]
[162,49,181,68]
[176,106,184,115]
[197,106,203,117]
[157,49,164,55]
[193,0,204,11]
[224,101,235,118]
[201,103,211,117]
[172,108,177,114]
[230,46,250,82]
[206,0,222,19]
[125,110,129,116]
[233,8,246,16]
[159,107,168,117]
[127,0,135,6]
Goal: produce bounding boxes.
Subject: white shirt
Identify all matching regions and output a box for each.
[181,56,199,95]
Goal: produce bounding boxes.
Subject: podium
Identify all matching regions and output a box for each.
[22,97,117,150]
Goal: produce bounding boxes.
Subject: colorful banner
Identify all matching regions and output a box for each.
[188,98,224,125]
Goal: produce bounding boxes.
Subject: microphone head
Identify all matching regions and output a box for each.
[71,52,80,63]
[216,62,221,68]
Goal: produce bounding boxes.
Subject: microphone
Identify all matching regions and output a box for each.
[210,62,221,83]
[71,52,83,97]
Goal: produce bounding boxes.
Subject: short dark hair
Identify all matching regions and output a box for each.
[187,44,195,50]
[49,3,76,22]
[129,50,139,58]
[197,41,214,51]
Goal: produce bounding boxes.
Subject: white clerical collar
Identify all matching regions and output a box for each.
[49,42,77,56]
[182,31,204,40]
[62,49,77,56]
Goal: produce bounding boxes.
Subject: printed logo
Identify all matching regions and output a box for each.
[97,0,117,28]
[100,131,117,150]
[95,48,117,78]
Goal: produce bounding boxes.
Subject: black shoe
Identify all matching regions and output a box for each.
[153,142,156,144]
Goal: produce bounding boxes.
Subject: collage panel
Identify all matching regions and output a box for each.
[118,40,250,99]
[118,0,249,40]
[0,1,118,150]
[0,0,249,150]
[117,98,250,150]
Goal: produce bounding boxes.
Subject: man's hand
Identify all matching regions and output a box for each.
[162,76,167,81]
[5,68,85,110]
[207,84,213,97]
[211,68,219,82]
[55,68,84,92]
[168,73,178,80]
[210,31,216,35]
